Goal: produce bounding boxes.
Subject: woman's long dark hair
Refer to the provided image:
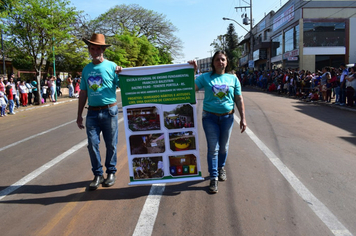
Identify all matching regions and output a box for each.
[211,50,229,75]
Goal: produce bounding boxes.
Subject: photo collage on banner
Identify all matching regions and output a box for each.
[120,64,204,185]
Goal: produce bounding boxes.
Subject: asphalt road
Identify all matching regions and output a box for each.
[0,88,355,236]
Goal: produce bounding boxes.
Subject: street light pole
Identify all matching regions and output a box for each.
[222,17,249,33]
[249,0,253,68]
[235,0,253,69]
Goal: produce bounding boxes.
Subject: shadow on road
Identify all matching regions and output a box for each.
[0,178,209,205]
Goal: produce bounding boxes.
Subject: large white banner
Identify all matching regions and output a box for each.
[120,64,204,185]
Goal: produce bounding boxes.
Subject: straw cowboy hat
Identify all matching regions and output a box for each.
[83,33,111,47]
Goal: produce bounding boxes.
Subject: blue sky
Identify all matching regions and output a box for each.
[70,0,287,63]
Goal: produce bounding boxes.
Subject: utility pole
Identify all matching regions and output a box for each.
[207,50,213,57]
[51,0,57,101]
[235,0,253,70]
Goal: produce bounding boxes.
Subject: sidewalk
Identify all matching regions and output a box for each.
[10,88,78,114]
[246,85,356,113]
[7,87,356,114]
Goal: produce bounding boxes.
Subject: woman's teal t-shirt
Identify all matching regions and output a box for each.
[195,72,241,114]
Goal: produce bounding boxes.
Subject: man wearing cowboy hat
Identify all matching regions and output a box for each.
[77,33,122,190]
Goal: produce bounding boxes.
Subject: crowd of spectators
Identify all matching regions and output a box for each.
[0,73,80,117]
[237,63,356,107]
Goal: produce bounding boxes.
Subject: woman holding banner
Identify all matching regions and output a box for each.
[189,51,247,194]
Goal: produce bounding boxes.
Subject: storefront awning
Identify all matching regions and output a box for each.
[238,37,250,46]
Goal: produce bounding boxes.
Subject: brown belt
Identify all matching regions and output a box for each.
[204,109,234,116]
[88,103,117,111]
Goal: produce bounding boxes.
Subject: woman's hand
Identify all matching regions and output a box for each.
[188,60,197,73]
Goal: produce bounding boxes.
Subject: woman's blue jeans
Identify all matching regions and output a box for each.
[202,111,234,180]
[69,84,74,97]
[50,86,55,101]
[86,105,118,176]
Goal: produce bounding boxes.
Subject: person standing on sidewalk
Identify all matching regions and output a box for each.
[339,63,348,106]
[77,33,122,191]
[56,76,62,97]
[189,50,247,194]
[0,92,6,117]
[6,84,15,115]
[7,74,19,108]
[31,78,39,105]
[48,76,56,102]
[67,75,74,98]
[18,80,28,107]
[345,66,356,107]
[0,76,8,106]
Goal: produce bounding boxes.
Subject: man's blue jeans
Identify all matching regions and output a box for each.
[202,110,234,180]
[86,105,118,176]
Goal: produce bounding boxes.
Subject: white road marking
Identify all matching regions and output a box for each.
[0,101,123,153]
[132,184,166,236]
[0,120,76,152]
[0,117,124,201]
[2,99,352,236]
[0,140,87,200]
[236,115,353,236]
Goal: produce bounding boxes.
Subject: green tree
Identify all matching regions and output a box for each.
[5,0,79,103]
[12,52,33,71]
[210,34,228,52]
[105,31,161,68]
[0,0,14,16]
[54,37,90,73]
[1,0,16,75]
[90,4,182,63]
[225,23,240,71]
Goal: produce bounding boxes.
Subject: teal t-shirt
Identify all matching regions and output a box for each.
[195,72,241,114]
[31,81,38,92]
[81,60,119,107]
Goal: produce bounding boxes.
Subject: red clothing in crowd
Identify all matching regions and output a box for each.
[7,87,13,100]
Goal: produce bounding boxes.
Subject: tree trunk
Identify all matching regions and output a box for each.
[35,71,42,105]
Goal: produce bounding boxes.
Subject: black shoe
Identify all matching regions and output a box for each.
[209,179,218,193]
[103,173,116,187]
[218,167,227,181]
[89,175,104,190]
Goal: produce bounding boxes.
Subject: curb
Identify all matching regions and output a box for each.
[11,97,78,114]
[245,86,356,113]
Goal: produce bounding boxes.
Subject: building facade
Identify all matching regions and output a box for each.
[196,57,212,74]
[239,0,356,72]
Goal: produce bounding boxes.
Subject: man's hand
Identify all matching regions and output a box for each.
[77,116,85,129]
[115,66,122,75]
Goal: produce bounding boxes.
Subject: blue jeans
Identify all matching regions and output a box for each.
[202,111,234,180]
[334,86,340,103]
[339,85,346,104]
[50,86,55,101]
[8,99,14,113]
[86,105,119,176]
[68,84,74,97]
[14,94,19,107]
